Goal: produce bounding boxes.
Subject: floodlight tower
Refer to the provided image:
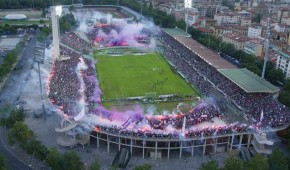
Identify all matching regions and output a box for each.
[261,7,272,79]
[51,6,62,60]
[184,0,192,33]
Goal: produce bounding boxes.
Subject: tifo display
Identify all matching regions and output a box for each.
[48,7,290,143]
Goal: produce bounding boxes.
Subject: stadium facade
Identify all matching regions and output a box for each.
[50,5,289,159]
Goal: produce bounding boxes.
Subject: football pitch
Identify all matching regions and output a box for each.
[95,53,199,100]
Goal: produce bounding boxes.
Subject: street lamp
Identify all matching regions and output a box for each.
[261,7,272,79]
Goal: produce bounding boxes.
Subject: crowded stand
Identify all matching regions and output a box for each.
[61,32,91,53]
[85,22,153,47]
[48,26,290,140]
[93,122,248,138]
[48,46,82,116]
[147,105,222,130]
[161,31,290,129]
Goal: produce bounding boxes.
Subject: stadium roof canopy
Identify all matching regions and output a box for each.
[4,14,27,20]
[163,28,191,37]
[218,68,280,93]
[175,36,236,69]
[121,6,143,20]
[163,28,236,69]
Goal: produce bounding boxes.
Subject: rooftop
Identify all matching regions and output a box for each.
[218,68,280,93]
[271,40,288,49]
[223,33,250,42]
[215,13,230,16]
[196,27,214,33]
[4,14,27,20]
[174,36,236,69]
[248,38,264,44]
[280,50,290,59]
[163,28,236,69]
[163,28,191,37]
[241,17,251,20]
[231,25,248,30]
[249,25,262,29]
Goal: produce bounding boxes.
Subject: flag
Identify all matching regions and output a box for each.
[260,110,264,123]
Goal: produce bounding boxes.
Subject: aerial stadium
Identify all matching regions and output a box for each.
[48,5,290,162]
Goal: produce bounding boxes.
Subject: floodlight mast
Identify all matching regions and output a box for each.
[51,6,62,60]
[261,8,272,79]
[186,8,189,33]
[184,0,192,33]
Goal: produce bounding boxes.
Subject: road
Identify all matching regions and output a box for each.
[0,35,37,108]
[0,34,39,170]
[0,129,32,170]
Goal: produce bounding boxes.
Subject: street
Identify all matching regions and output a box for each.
[0,34,39,170]
[0,35,37,108]
[0,129,33,170]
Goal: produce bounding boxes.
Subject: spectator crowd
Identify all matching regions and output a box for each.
[48,30,290,140]
[161,32,290,129]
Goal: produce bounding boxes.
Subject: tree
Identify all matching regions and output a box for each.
[46,148,84,170]
[200,160,220,170]
[245,154,269,170]
[59,14,76,33]
[223,157,243,170]
[30,24,39,30]
[148,2,153,11]
[46,148,62,170]
[222,0,228,6]
[62,151,84,170]
[89,160,101,170]
[7,122,34,145]
[23,139,49,161]
[0,154,7,170]
[208,39,218,51]
[189,27,202,39]
[0,108,25,128]
[69,5,76,12]
[220,42,235,56]
[0,0,6,9]
[0,104,12,126]
[266,68,285,85]
[6,0,20,8]
[41,8,46,17]
[176,20,186,30]
[268,148,288,170]
[252,14,261,24]
[6,109,25,128]
[60,21,71,32]
[162,14,176,28]
[221,0,234,9]
[245,64,261,76]
[110,163,118,170]
[278,91,290,107]
[283,79,290,91]
[38,26,51,41]
[134,163,152,170]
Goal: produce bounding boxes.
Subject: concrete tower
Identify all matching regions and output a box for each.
[51,6,62,60]
[185,0,192,33]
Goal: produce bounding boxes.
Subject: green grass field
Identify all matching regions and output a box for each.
[95,53,199,100]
